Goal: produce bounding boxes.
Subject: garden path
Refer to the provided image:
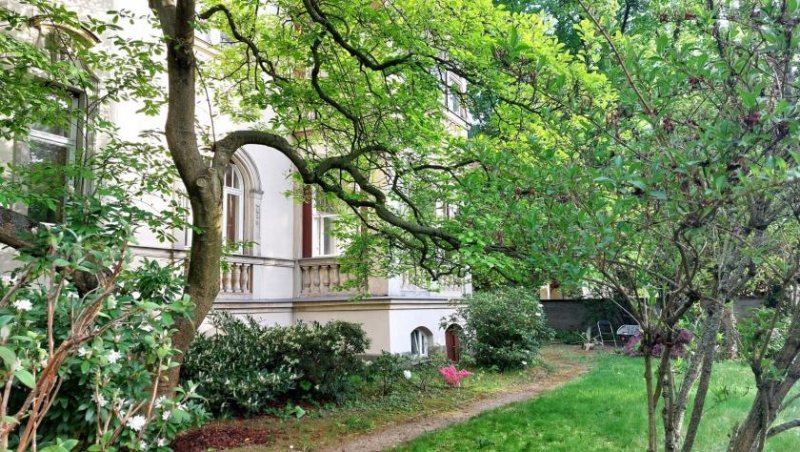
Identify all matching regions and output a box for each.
[323,348,591,452]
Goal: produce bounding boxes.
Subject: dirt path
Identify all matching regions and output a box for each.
[322,353,591,452]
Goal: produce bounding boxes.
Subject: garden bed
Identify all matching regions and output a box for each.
[173,345,592,451]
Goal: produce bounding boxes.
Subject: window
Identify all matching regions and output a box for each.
[27,91,81,223]
[410,327,431,356]
[435,200,457,220]
[312,191,339,256]
[443,72,467,118]
[222,164,244,245]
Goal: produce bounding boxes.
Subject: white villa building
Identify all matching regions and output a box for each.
[0,0,471,357]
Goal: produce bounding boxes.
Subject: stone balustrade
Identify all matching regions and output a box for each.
[298,257,355,296]
[220,260,254,294]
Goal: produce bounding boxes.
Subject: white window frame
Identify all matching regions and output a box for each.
[312,191,339,257]
[444,72,467,119]
[222,164,245,247]
[26,92,80,223]
[411,328,430,356]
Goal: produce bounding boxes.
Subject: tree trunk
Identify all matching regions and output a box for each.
[720,304,738,360]
[645,352,658,452]
[152,0,224,389]
[728,305,800,451]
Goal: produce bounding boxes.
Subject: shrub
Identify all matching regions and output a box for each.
[182,313,369,417]
[446,287,553,370]
[0,227,206,451]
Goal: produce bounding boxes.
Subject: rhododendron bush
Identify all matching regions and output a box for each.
[438,366,473,388]
[182,312,369,416]
[0,223,205,450]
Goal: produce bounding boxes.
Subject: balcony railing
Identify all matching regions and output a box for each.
[220,259,254,295]
[298,257,357,297]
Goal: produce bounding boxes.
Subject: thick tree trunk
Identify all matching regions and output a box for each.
[152,0,224,388]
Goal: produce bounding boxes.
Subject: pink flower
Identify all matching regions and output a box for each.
[438,366,473,387]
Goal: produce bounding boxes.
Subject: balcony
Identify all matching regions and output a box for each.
[220,258,254,295]
[298,256,360,298]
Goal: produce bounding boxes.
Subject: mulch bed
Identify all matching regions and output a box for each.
[172,425,276,452]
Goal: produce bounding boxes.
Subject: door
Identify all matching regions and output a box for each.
[445,324,462,362]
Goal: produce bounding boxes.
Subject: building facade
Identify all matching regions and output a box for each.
[0,0,470,356]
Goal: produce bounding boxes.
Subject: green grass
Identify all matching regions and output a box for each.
[397,353,800,452]
[222,345,587,451]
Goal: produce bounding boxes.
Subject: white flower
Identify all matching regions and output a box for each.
[403,370,412,380]
[157,438,168,447]
[30,226,38,234]
[139,440,147,450]
[107,350,122,364]
[13,299,32,311]
[521,360,528,367]
[127,414,146,432]
[154,396,167,409]
[177,402,187,411]
[78,347,90,357]
[162,410,171,421]
[132,291,141,299]
[94,393,107,408]
[1,274,15,285]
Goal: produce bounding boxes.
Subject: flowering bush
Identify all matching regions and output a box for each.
[182,313,369,416]
[444,287,553,370]
[624,328,695,358]
[438,366,473,387]
[0,226,206,451]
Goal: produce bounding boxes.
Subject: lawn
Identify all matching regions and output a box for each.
[398,352,800,452]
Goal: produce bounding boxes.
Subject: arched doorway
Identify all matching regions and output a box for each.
[445,324,462,362]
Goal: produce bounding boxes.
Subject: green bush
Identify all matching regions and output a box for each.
[446,287,553,370]
[0,230,206,451]
[182,313,369,417]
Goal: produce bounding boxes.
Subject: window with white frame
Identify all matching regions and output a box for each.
[444,72,467,119]
[27,91,81,223]
[222,164,244,246]
[312,190,339,256]
[410,327,431,356]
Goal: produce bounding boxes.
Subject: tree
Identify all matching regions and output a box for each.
[450,1,800,451]
[2,0,583,387]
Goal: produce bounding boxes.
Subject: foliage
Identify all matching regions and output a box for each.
[623,329,694,358]
[0,224,205,450]
[182,313,369,417]
[446,287,553,370]
[551,330,586,345]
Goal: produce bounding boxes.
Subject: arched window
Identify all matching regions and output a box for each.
[223,164,244,245]
[411,327,431,356]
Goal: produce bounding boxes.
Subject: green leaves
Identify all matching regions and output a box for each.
[0,346,15,368]
[14,369,35,389]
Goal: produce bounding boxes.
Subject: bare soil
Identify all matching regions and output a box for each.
[172,426,278,452]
